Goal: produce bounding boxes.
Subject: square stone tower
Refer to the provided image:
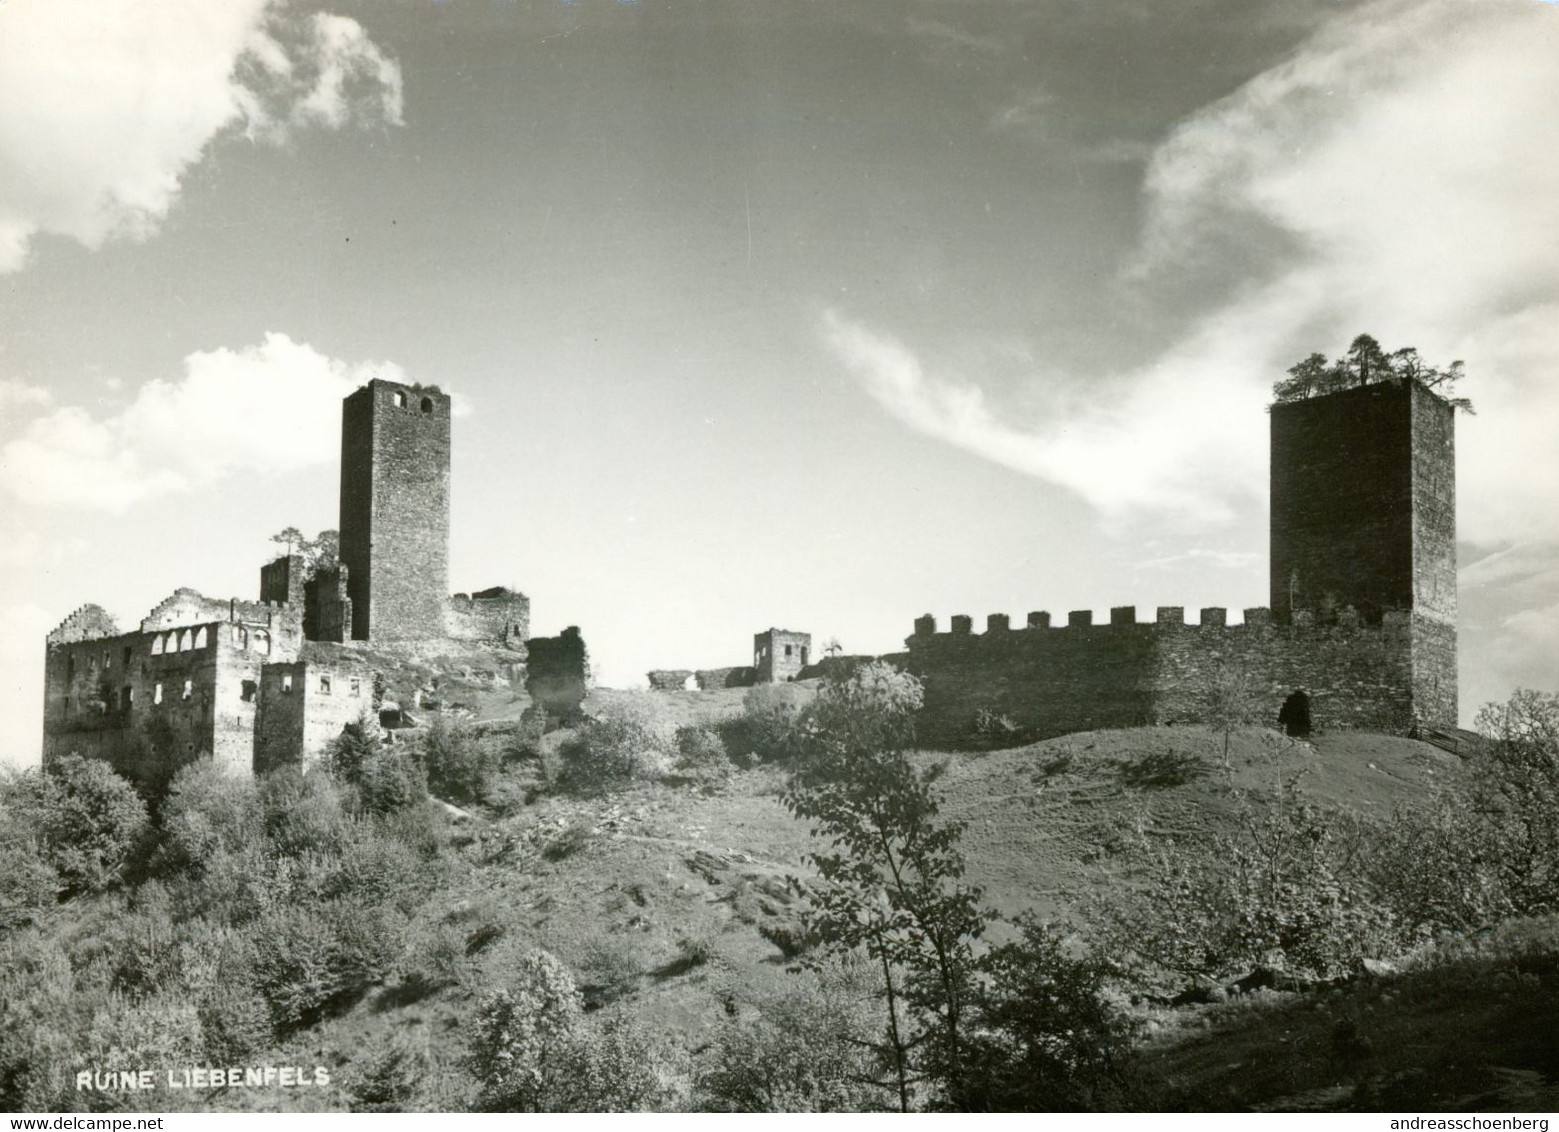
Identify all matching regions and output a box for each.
[1270,377,1457,724]
[754,628,811,683]
[338,379,451,641]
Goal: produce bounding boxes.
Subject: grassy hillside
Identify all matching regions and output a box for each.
[6,683,1556,1113]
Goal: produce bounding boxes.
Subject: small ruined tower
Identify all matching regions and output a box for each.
[338,378,452,641]
[1269,377,1457,725]
[754,628,810,683]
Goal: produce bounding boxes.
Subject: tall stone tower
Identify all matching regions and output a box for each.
[1270,377,1457,725]
[338,379,452,641]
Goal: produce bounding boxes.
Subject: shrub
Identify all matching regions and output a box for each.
[0,832,60,929]
[696,958,885,1112]
[540,822,592,862]
[356,746,429,815]
[259,767,352,857]
[253,901,407,1030]
[467,949,585,1111]
[1474,689,1559,914]
[327,717,381,786]
[1097,775,1401,983]
[156,761,263,875]
[11,757,149,896]
[739,684,808,762]
[673,725,733,785]
[558,695,676,792]
[420,717,500,806]
[949,917,1135,1111]
[467,951,668,1112]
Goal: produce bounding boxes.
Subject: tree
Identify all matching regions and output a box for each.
[1272,334,1472,412]
[1473,689,1559,913]
[783,663,989,1110]
[1207,665,1261,780]
[270,526,307,558]
[466,949,664,1111]
[824,637,844,658]
[953,916,1135,1111]
[4,756,149,896]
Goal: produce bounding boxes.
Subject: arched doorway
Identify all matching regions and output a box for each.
[1278,690,1312,738]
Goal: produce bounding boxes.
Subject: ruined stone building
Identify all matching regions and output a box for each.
[901,378,1459,746]
[42,378,530,787]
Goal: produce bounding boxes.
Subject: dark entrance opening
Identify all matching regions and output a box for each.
[1278,690,1312,738]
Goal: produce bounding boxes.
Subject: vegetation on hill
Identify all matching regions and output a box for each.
[2,675,1556,1112]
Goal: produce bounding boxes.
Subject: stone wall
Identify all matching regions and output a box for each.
[647,669,694,691]
[525,626,589,725]
[254,654,373,773]
[445,587,529,649]
[42,620,278,788]
[305,565,353,644]
[902,605,1446,750]
[695,667,757,690]
[338,379,451,642]
[260,555,305,606]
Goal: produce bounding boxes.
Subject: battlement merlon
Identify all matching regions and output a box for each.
[47,604,121,645]
[906,604,1417,647]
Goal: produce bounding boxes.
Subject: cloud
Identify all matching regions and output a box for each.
[831,0,1559,545]
[0,333,405,509]
[0,379,51,410]
[0,0,402,273]
[1130,0,1559,543]
[822,308,1269,524]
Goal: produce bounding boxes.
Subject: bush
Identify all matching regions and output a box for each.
[949,917,1135,1111]
[558,695,676,793]
[696,958,885,1112]
[6,757,149,896]
[0,833,60,929]
[259,767,352,857]
[156,761,263,875]
[1097,775,1402,983]
[739,684,809,762]
[253,901,407,1030]
[467,950,667,1111]
[467,949,584,1111]
[420,717,500,806]
[356,746,429,815]
[673,725,733,785]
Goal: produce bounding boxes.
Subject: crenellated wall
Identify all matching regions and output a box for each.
[902,604,1444,748]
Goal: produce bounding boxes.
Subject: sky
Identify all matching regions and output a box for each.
[1,0,1556,767]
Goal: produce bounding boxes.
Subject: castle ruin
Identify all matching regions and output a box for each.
[41,378,531,788]
[901,378,1458,745]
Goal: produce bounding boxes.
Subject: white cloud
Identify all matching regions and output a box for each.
[830,0,1559,545]
[0,379,51,410]
[0,333,406,509]
[0,0,402,273]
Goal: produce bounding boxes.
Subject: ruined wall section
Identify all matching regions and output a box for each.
[254,654,373,774]
[647,669,694,691]
[695,667,757,690]
[260,555,306,606]
[46,604,120,645]
[339,379,451,642]
[445,587,529,650]
[305,566,352,643]
[42,621,274,787]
